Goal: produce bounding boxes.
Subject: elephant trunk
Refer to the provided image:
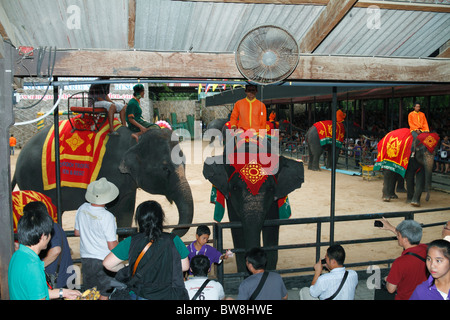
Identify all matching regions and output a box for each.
[424,152,435,201]
[168,166,194,237]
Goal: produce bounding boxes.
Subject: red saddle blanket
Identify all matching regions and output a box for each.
[373,128,413,177]
[12,191,58,232]
[42,115,121,190]
[313,120,345,148]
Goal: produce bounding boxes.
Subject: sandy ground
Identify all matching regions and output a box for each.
[10,141,450,276]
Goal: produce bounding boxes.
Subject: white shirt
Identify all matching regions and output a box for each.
[185,277,225,300]
[310,267,358,300]
[74,202,117,260]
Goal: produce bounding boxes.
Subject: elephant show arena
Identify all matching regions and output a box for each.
[11,140,450,277]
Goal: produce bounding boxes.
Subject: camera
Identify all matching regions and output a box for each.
[321,258,326,265]
[374,220,383,228]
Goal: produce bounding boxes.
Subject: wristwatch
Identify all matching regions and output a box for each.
[59,288,64,299]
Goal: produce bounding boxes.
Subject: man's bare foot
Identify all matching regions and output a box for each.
[131,133,139,142]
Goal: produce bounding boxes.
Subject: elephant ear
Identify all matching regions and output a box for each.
[274,156,304,200]
[119,143,140,175]
[203,156,229,199]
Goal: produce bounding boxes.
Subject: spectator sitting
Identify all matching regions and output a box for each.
[8,201,81,300]
[185,255,225,300]
[237,247,288,300]
[299,244,358,300]
[375,218,428,300]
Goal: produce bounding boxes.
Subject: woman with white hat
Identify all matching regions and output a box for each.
[74,177,120,300]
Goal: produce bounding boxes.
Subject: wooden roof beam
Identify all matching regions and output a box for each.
[299,0,358,53]
[13,49,450,83]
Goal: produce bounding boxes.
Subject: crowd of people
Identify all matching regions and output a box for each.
[8,175,450,300]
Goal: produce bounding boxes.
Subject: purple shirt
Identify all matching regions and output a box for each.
[410,276,449,300]
[187,242,222,274]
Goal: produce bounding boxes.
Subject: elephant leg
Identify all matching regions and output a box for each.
[395,176,406,193]
[227,204,250,274]
[262,202,280,271]
[405,169,415,204]
[409,169,424,206]
[382,171,397,201]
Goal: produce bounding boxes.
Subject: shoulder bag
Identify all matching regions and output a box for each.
[249,271,269,300]
[191,279,211,300]
[109,240,153,300]
[324,270,348,300]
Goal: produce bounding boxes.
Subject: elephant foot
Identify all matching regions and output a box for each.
[382,197,390,202]
[410,202,421,207]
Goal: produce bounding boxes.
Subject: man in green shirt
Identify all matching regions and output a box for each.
[126,84,154,142]
[8,202,81,300]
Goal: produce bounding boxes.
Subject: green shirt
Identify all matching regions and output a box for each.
[112,234,189,261]
[8,244,49,300]
[125,98,143,132]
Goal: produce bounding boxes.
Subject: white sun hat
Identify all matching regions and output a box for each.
[85,177,119,205]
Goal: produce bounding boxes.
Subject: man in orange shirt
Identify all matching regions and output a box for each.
[10,134,17,156]
[336,107,346,123]
[229,85,267,133]
[408,102,429,134]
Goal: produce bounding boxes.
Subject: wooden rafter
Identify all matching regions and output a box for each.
[128,0,136,49]
[299,0,358,53]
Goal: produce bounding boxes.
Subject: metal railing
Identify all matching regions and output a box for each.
[65,206,449,285]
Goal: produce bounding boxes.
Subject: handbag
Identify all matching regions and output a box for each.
[191,279,211,300]
[109,240,153,300]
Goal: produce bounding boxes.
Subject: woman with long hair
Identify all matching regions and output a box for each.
[103,200,189,300]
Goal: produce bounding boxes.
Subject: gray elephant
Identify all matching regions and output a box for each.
[374,129,439,207]
[12,125,193,237]
[203,139,304,272]
[306,120,345,170]
[205,118,229,144]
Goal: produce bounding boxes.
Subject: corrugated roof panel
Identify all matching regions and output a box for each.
[134,1,324,53]
[315,7,450,57]
[1,0,129,49]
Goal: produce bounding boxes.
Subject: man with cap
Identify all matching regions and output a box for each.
[74,177,119,300]
[88,79,127,136]
[126,84,154,142]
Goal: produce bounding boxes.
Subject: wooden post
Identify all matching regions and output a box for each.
[0,41,15,300]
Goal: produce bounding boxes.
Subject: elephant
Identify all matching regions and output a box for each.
[376,130,439,207]
[12,124,194,237]
[203,139,304,273]
[306,119,367,171]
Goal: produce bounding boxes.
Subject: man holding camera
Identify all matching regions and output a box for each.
[299,245,358,300]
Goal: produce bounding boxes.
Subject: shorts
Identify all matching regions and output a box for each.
[94,100,125,112]
[81,258,115,296]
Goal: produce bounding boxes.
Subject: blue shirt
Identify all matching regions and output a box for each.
[8,244,49,300]
[310,267,358,300]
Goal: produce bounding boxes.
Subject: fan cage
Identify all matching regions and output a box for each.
[236,25,300,85]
